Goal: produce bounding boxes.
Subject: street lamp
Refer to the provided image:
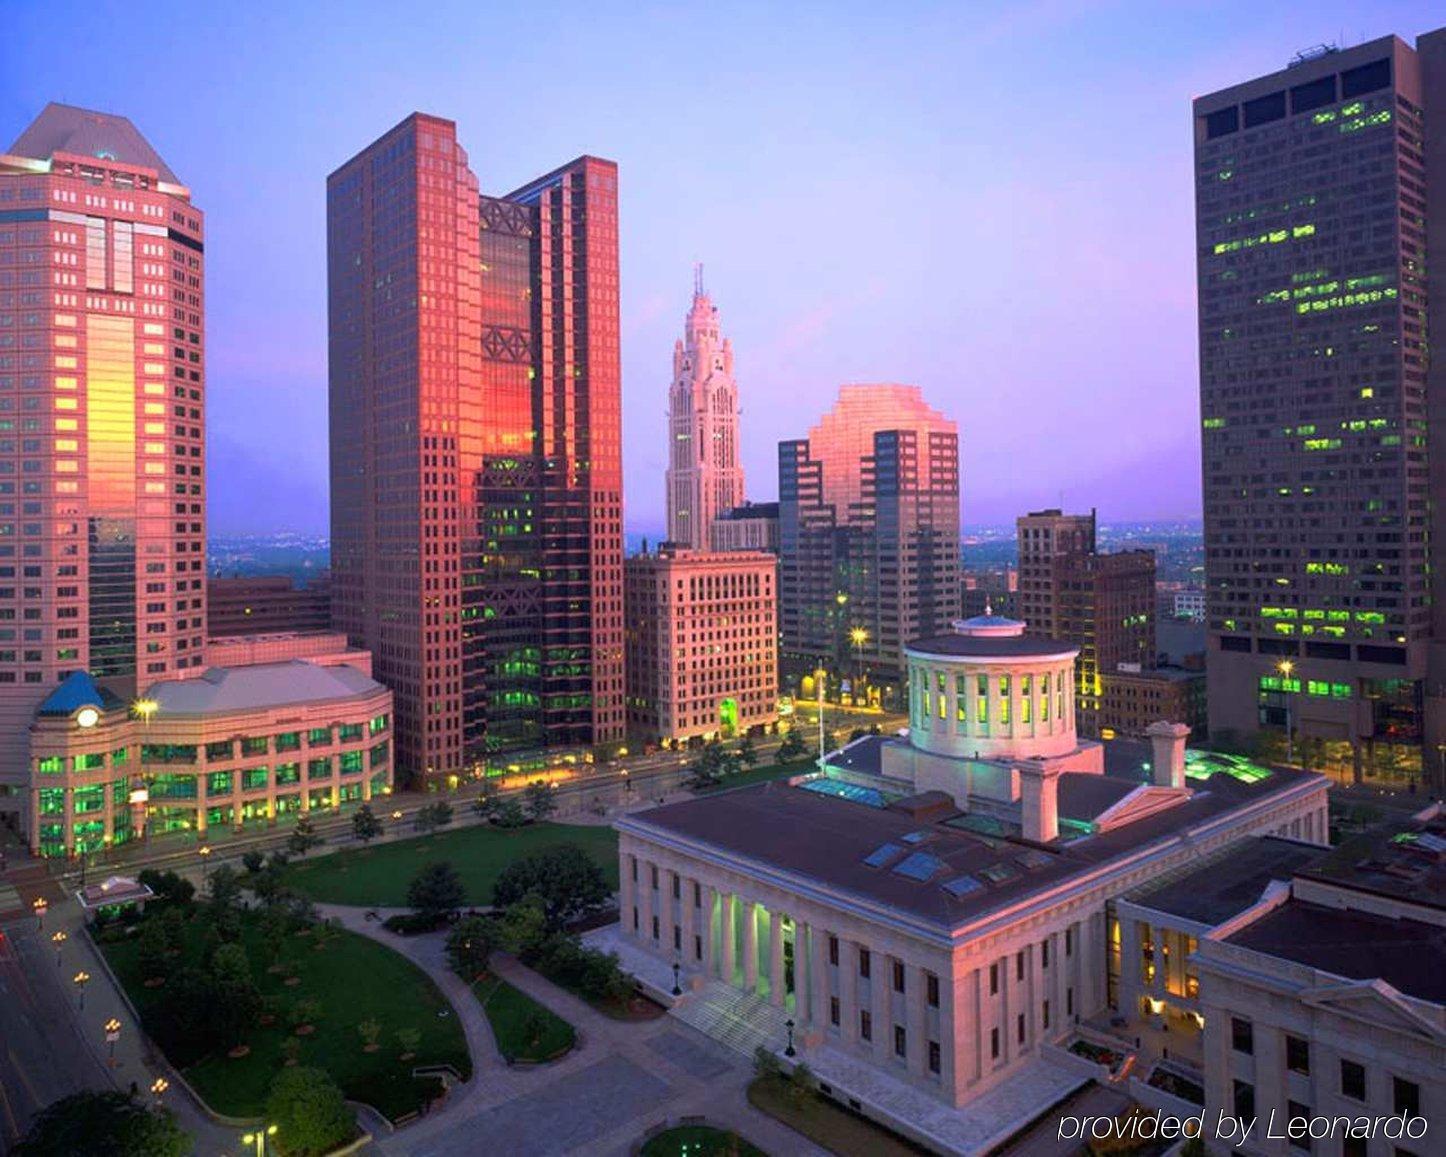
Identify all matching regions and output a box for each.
[51,929,67,966]
[149,1077,169,1101]
[1278,659,1296,765]
[32,896,47,930]
[814,668,827,771]
[73,970,90,1010]
[241,1124,278,1157]
[785,1017,796,1058]
[104,1017,121,1067]
[132,698,158,730]
[849,626,869,704]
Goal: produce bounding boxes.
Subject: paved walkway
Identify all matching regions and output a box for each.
[318,905,823,1157]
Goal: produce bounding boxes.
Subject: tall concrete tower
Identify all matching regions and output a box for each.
[666,268,744,549]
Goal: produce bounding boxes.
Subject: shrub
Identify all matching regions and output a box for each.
[265,1067,353,1157]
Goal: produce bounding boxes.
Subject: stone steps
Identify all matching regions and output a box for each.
[670,976,793,1058]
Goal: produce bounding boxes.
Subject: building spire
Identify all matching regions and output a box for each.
[694,261,704,298]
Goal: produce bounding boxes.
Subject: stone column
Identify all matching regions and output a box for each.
[619,854,635,938]
[743,900,759,992]
[908,963,929,1076]
[660,869,678,957]
[871,951,891,1060]
[703,884,718,975]
[942,975,961,1106]
[809,924,830,1029]
[639,861,655,945]
[839,940,859,1044]
[721,893,737,985]
[680,875,696,966]
[768,910,785,1007]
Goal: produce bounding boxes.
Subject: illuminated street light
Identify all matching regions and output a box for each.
[150,1077,169,1100]
[73,969,90,1009]
[132,698,159,728]
[104,1017,121,1066]
[242,1124,279,1157]
[51,929,67,966]
[32,896,47,929]
[1277,659,1297,765]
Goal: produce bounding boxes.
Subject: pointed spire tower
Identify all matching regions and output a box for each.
[666,266,744,549]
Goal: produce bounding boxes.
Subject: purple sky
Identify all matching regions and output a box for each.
[4,1,1438,536]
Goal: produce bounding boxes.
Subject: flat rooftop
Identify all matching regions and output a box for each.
[1297,815,1446,912]
[1225,899,1446,1004]
[622,755,1321,933]
[1128,836,1328,926]
[149,660,385,716]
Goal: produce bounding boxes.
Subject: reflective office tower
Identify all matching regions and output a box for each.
[328,114,624,784]
[0,105,207,823]
[666,268,744,550]
[779,384,960,694]
[1195,32,1446,788]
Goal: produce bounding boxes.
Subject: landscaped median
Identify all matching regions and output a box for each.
[275,820,619,907]
[470,974,575,1064]
[95,869,470,1129]
[747,1054,929,1157]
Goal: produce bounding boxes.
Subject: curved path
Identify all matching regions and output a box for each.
[316,904,822,1157]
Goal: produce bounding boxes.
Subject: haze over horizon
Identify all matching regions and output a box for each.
[4,0,1436,537]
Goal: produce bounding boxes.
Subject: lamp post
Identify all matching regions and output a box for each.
[104,1018,121,1067]
[785,1017,796,1058]
[672,958,682,997]
[814,668,827,771]
[242,1124,278,1157]
[51,929,67,967]
[73,970,90,1010]
[1278,659,1296,765]
[32,896,47,930]
[149,1077,169,1102]
[849,626,869,704]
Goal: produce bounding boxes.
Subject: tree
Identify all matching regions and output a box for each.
[494,798,527,828]
[210,942,261,1046]
[430,799,454,827]
[524,780,557,822]
[136,918,170,983]
[357,1017,381,1051]
[137,868,194,907]
[737,733,759,767]
[288,997,322,1032]
[352,803,383,845]
[777,730,807,762]
[407,860,465,918]
[474,778,501,821]
[492,844,609,928]
[785,1061,818,1108]
[13,1091,188,1157]
[445,916,496,980]
[288,814,321,856]
[265,1067,354,1157]
[242,849,266,875]
[496,895,549,960]
[395,1027,422,1059]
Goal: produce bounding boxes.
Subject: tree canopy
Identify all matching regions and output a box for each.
[492,843,609,928]
[14,1091,188,1157]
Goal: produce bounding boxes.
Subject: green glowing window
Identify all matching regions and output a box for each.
[276,762,301,786]
[340,751,364,775]
[74,752,105,772]
[275,732,301,752]
[242,767,269,792]
[1303,438,1341,451]
[207,771,233,794]
[307,727,331,745]
[206,740,233,761]
[241,736,268,756]
[369,742,389,768]
[1202,417,1225,429]
[308,758,331,778]
[37,756,63,775]
[39,788,64,814]
[339,723,363,742]
[112,747,128,765]
[369,714,389,735]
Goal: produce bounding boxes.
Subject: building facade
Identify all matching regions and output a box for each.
[1017,510,1157,738]
[712,501,779,554]
[779,385,960,692]
[666,269,744,551]
[26,643,393,857]
[1195,32,1446,788]
[207,575,331,637]
[611,613,1328,1153]
[1100,665,1207,739]
[0,104,208,831]
[624,546,778,742]
[327,114,624,784]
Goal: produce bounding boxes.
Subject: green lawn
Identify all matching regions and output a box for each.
[641,1124,767,1156]
[747,1075,930,1157]
[277,821,620,907]
[472,975,575,1063]
[102,912,470,1121]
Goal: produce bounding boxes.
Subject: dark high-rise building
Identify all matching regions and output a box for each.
[1195,31,1446,786]
[778,385,959,699]
[1016,510,1155,737]
[327,114,623,785]
[207,575,332,637]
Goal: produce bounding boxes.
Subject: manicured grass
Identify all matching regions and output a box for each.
[102,912,470,1121]
[276,821,619,907]
[693,761,807,794]
[640,1124,767,1157]
[472,975,575,1063]
[747,1075,930,1157]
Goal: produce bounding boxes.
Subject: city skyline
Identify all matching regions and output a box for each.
[6,0,1439,538]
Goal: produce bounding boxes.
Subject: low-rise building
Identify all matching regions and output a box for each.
[607,612,1328,1153]
[1101,664,1207,739]
[25,641,391,857]
[624,546,779,742]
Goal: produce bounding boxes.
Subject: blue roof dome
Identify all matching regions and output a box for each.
[36,671,124,717]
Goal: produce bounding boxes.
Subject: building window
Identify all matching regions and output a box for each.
[859,949,871,979]
[990,1027,1000,1059]
[829,935,839,966]
[860,1011,872,1041]
[926,971,939,1007]
[1230,1017,1253,1055]
[1043,1000,1050,1030]
[1041,940,1050,968]
[630,858,637,881]
[673,926,681,951]
[892,960,905,993]
[1017,1013,1025,1044]
[1340,1059,1365,1101]
[693,881,701,907]
[1286,1035,1309,1075]
[1393,1077,1420,1119]
[694,934,702,961]
[829,997,839,1026]
[1286,1102,1311,1151]
[928,1040,941,1074]
[1066,987,1074,1017]
[650,865,658,888]
[989,962,999,995]
[893,1025,906,1058]
[1016,951,1025,981]
[1065,927,1074,956]
[632,908,639,930]
[651,916,659,941]
[1233,1080,1254,1122]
